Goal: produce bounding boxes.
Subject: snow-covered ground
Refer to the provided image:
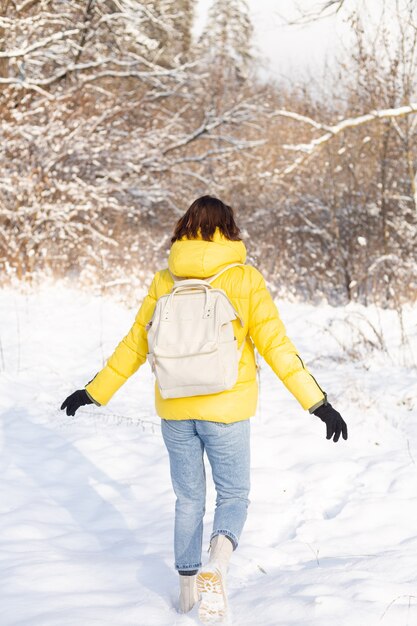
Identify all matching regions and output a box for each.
[1,284,417,626]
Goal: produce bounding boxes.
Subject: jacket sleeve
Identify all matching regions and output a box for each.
[248,268,326,411]
[85,273,159,406]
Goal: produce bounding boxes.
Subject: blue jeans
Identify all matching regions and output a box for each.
[161,418,251,571]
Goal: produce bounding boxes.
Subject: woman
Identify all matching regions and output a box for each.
[61,195,348,624]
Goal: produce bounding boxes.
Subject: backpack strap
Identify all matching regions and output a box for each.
[206,263,246,284]
[168,269,181,282]
[168,263,245,284]
[208,263,246,327]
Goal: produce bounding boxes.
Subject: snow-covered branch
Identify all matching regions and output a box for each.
[0,28,84,59]
[276,103,417,176]
[161,99,263,156]
[269,109,333,132]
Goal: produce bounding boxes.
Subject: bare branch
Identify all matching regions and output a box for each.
[276,0,347,26]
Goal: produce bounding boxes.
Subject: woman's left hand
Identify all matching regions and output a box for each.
[313,403,348,442]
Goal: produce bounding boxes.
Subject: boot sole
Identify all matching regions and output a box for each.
[196,567,228,624]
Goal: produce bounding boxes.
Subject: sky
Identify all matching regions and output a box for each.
[195,0,386,81]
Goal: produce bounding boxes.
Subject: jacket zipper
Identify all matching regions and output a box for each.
[296,354,327,401]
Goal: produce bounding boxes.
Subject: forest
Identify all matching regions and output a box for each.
[1,0,416,305]
[2,5,417,626]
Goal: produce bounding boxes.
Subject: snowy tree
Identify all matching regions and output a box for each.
[0,0,195,93]
[0,0,263,283]
[1,0,416,305]
[141,0,196,65]
[198,0,254,92]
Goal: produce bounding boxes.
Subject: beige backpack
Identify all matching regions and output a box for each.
[146,263,245,399]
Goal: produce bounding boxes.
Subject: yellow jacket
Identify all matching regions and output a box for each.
[86,229,326,422]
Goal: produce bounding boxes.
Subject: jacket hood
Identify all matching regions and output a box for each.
[168,228,247,278]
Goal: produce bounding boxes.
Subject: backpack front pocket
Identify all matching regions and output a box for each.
[153,345,224,398]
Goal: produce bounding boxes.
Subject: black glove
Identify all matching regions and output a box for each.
[60,389,93,416]
[313,402,348,442]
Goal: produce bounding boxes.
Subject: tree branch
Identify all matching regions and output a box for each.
[275,102,417,177]
[0,28,83,58]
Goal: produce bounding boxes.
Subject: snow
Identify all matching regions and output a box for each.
[1,285,417,626]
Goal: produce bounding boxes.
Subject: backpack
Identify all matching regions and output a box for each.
[146,263,246,399]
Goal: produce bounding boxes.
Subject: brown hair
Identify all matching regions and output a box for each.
[171,195,241,244]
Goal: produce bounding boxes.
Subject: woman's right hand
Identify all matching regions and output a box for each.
[60,389,93,416]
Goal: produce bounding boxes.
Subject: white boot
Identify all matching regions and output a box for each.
[196,534,234,624]
[178,573,200,613]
